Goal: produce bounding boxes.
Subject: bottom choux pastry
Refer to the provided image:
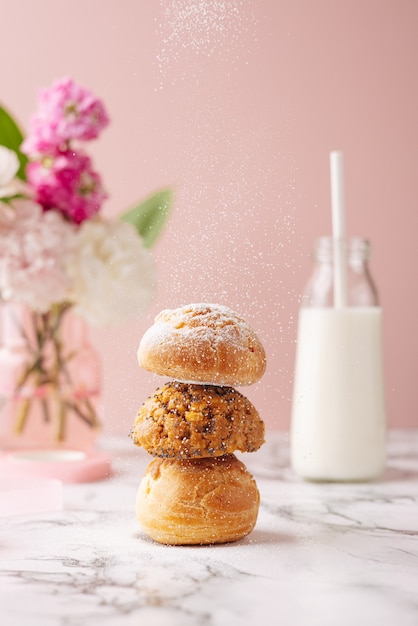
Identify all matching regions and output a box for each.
[136,454,260,545]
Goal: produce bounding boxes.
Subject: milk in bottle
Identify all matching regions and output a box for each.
[290,237,387,481]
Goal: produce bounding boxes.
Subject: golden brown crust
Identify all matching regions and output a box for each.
[136,454,260,545]
[130,382,265,458]
[137,303,266,386]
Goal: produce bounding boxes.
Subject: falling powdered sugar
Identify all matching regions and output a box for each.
[156,0,258,85]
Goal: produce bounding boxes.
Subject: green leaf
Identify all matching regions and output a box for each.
[0,104,28,180]
[121,187,173,248]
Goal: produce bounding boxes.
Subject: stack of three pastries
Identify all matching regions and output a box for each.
[130,303,266,545]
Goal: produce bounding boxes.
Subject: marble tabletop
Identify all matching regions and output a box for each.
[1,430,417,626]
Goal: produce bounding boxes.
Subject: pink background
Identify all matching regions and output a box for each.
[2,0,417,432]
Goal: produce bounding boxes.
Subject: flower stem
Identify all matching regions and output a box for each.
[53,389,66,443]
[13,398,31,434]
[10,303,99,443]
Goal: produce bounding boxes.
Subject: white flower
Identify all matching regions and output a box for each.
[0,199,76,311]
[66,218,155,326]
[0,145,29,198]
[0,146,19,186]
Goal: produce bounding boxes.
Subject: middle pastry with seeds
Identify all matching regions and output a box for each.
[130,381,265,459]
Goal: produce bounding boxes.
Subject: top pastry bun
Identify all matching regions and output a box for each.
[137,303,266,386]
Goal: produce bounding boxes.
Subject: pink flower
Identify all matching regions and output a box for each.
[0,199,75,312]
[22,77,109,157]
[27,150,107,224]
[21,117,62,157]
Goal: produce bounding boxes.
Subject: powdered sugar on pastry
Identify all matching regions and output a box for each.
[137,303,266,386]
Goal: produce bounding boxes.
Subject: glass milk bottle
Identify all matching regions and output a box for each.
[290,237,387,481]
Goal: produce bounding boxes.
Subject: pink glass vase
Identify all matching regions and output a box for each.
[0,302,101,451]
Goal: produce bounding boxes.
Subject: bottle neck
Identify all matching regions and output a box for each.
[313,236,371,266]
[302,236,379,307]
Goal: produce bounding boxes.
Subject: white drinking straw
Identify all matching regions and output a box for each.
[330,150,347,308]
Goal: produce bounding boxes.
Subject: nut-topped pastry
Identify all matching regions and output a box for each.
[130,381,265,459]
